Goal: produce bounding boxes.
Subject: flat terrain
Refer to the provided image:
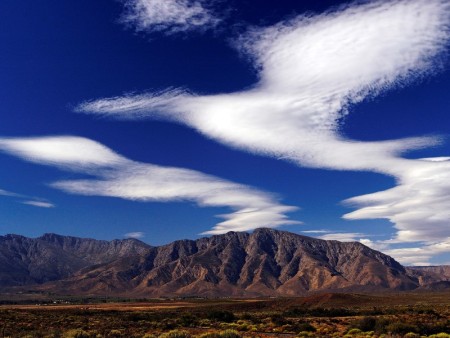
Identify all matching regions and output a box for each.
[1,299,263,311]
[0,292,449,337]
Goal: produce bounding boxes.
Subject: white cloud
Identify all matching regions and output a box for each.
[0,136,298,234]
[0,188,55,208]
[125,231,145,239]
[22,200,55,208]
[306,230,449,266]
[360,239,450,266]
[0,189,20,197]
[301,229,330,234]
[121,0,220,34]
[78,0,449,176]
[318,232,366,242]
[0,136,125,170]
[344,157,450,243]
[78,0,450,264]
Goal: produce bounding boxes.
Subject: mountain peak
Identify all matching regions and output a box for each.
[0,228,429,296]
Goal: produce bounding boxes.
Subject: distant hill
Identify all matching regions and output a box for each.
[0,228,448,297]
[406,266,450,290]
[0,233,150,287]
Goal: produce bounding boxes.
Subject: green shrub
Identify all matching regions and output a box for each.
[346,328,362,336]
[62,329,90,338]
[373,318,390,334]
[297,332,314,337]
[197,333,221,338]
[108,330,123,338]
[429,334,450,338]
[178,314,198,327]
[236,324,248,331]
[159,330,191,338]
[198,319,212,327]
[195,331,241,338]
[419,321,450,335]
[386,322,418,335]
[404,333,420,338]
[217,330,241,338]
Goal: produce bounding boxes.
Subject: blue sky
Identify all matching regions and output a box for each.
[0,0,449,265]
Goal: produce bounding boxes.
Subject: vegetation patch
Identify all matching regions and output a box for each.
[0,292,449,337]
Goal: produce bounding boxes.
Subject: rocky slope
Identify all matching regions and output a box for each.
[1,228,448,297]
[0,233,150,287]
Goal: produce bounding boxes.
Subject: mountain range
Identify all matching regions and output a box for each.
[0,228,448,297]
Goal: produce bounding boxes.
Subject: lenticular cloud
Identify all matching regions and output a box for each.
[0,136,298,234]
[78,0,450,255]
[344,157,450,243]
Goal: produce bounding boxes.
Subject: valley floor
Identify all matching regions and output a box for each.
[0,292,450,337]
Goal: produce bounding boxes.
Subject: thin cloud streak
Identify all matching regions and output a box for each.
[0,189,21,197]
[301,229,330,234]
[78,0,450,263]
[0,136,298,234]
[0,187,54,208]
[22,200,55,208]
[121,0,220,35]
[318,232,366,242]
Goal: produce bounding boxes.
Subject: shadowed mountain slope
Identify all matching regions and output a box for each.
[0,233,150,287]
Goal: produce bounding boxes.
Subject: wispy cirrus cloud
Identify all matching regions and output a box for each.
[120,0,221,35]
[78,0,449,177]
[0,136,298,234]
[77,0,450,264]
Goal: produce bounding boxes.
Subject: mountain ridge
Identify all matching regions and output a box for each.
[0,228,447,297]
